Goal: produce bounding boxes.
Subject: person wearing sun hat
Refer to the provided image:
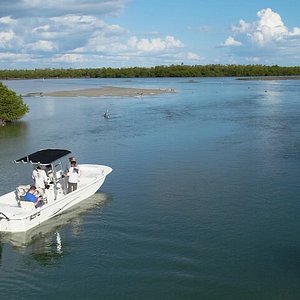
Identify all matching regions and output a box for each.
[67,160,81,193]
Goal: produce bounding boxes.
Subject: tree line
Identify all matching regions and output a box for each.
[0,64,300,79]
[0,82,29,125]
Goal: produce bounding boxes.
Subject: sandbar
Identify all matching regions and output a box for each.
[40,86,176,97]
[237,76,300,81]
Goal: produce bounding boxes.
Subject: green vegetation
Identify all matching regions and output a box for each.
[0,83,29,124]
[0,64,300,79]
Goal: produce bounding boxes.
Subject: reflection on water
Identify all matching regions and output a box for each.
[0,121,28,138]
[29,231,64,266]
[0,192,110,265]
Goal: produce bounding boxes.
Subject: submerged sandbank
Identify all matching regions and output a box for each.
[39,86,176,97]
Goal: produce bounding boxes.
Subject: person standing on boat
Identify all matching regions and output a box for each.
[32,165,48,193]
[66,156,76,171]
[64,156,76,194]
[67,160,80,193]
[24,186,43,208]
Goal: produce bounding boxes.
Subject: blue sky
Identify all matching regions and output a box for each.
[0,0,299,69]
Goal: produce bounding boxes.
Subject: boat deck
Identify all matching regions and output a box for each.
[0,164,112,217]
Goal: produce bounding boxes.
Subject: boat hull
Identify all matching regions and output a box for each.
[0,164,112,232]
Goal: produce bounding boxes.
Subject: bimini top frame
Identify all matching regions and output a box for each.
[14,149,71,165]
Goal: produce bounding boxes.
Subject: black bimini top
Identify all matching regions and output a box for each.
[15,149,71,165]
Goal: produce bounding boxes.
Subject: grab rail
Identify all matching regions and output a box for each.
[0,212,10,221]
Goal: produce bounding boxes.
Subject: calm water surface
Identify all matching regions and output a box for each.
[0,77,300,299]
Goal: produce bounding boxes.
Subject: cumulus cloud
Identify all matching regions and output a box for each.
[0,30,16,48]
[250,8,288,45]
[0,0,205,68]
[128,36,184,52]
[221,36,242,47]
[187,52,203,61]
[231,20,251,34]
[0,52,31,64]
[224,8,300,64]
[0,16,17,25]
[52,53,86,63]
[0,0,206,68]
[245,56,260,63]
[232,8,300,47]
[27,40,57,52]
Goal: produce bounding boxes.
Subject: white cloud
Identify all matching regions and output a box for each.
[52,53,86,63]
[72,20,127,53]
[222,36,242,47]
[0,16,17,25]
[187,52,203,61]
[0,30,16,48]
[245,56,260,63]
[232,8,300,47]
[225,7,300,65]
[289,27,300,36]
[128,36,184,52]
[51,15,98,28]
[253,8,288,45]
[0,52,31,62]
[0,1,188,68]
[232,20,251,34]
[27,40,57,52]
[0,0,205,68]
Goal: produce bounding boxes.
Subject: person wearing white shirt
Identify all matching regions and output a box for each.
[32,165,48,192]
[67,161,80,193]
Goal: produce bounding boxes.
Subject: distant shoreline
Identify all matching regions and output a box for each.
[26,86,176,98]
[237,76,300,81]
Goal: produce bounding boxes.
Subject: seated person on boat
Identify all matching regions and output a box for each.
[24,186,43,208]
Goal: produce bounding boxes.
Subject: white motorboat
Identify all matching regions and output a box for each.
[1,192,109,249]
[0,149,112,232]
